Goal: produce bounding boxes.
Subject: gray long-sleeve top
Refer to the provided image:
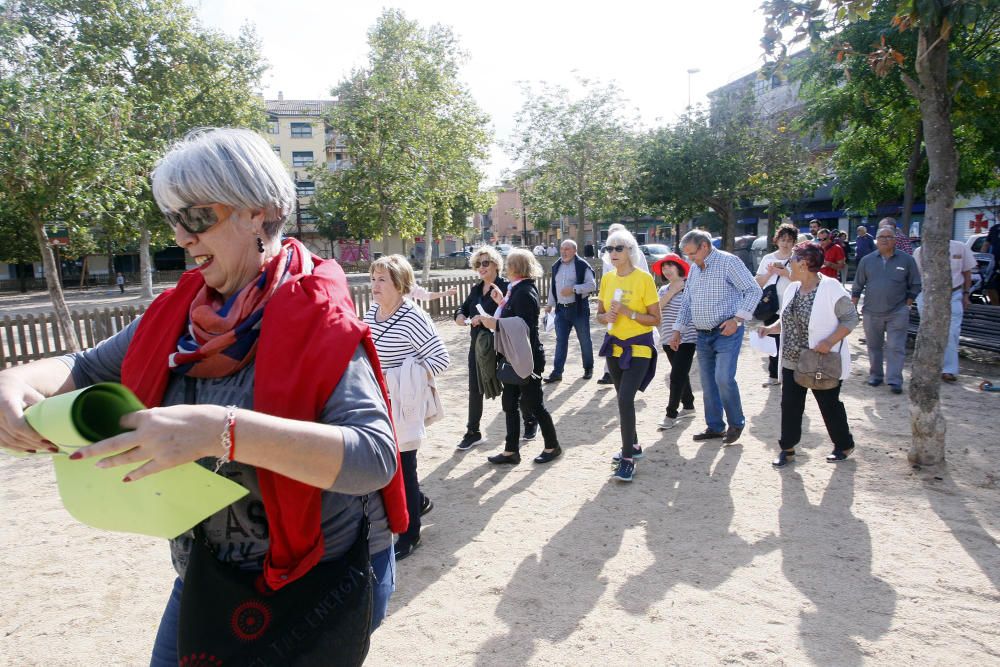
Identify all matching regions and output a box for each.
[58,317,396,578]
[851,250,921,314]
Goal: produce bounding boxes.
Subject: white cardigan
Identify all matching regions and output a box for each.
[778,275,853,381]
[383,356,444,451]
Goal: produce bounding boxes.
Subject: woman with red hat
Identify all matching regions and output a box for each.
[653,254,698,430]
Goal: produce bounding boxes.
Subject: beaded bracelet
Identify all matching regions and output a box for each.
[214,405,238,473]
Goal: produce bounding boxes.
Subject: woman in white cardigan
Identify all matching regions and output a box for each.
[756,242,859,468]
[366,255,450,559]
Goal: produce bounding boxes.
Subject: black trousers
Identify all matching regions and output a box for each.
[779,367,855,452]
[399,449,421,545]
[501,377,557,453]
[663,343,696,417]
[767,334,781,378]
[467,345,533,434]
[608,355,651,459]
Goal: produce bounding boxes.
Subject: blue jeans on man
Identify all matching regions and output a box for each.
[695,326,745,433]
[551,304,593,377]
[916,289,963,375]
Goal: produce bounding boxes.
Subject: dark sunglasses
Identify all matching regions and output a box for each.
[473,259,493,269]
[163,204,228,234]
[608,245,627,253]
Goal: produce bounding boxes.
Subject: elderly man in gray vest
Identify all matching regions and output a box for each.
[544,240,597,382]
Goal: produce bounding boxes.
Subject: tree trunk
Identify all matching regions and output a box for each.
[422,203,433,285]
[575,200,586,250]
[900,123,925,236]
[381,208,390,256]
[908,26,957,467]
[32,220,80,352]
[139,221,154,299]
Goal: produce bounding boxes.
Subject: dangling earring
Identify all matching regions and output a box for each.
[256,235,265,253]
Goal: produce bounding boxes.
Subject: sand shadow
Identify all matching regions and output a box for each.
[474,440,775,665]
[779,465,896,666]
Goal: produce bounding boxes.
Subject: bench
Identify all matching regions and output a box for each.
[907,303,1000,354]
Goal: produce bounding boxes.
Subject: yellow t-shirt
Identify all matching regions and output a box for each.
[599,269,659,358]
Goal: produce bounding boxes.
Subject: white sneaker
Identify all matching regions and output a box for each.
[659,408,695,430]
[762,377,782,387]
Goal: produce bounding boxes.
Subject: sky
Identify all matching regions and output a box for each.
[192,0,771,184]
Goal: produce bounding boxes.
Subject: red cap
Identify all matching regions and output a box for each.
[652,253,690,278]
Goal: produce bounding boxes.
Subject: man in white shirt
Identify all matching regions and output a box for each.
[913,240,977,382]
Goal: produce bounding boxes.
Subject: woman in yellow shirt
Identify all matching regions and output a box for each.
[596,228,661,482]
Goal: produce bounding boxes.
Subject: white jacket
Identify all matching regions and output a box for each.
[384,356,444,451]
[779,275,853,381]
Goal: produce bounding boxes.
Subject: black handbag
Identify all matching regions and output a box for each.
[754,282,780,321]
[177,500,374,667]
[496,358,530,385]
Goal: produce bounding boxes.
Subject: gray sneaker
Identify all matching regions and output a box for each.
[658,409,694,430]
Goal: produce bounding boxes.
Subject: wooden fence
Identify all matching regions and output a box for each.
[1,274,556,368]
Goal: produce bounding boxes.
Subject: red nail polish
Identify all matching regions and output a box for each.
[122,476,132,483]
[26,449,36,454]
[48,446,59,453]
[69,451,82,460]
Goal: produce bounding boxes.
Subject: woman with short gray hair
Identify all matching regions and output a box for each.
[0,127,403,665]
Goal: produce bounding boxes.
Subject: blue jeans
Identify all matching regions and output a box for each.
[149,545,396,666]
[551,305,594,376]
[916,289,963,375]
[695,326,745,433]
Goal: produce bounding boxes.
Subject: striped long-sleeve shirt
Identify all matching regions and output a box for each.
[364,300,450,375]
[673,248,762,331]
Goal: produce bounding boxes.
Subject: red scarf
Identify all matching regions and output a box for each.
[121,240,408,590]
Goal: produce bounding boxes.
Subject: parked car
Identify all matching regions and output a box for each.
[639,243,671,262]
[495,243,513,257]
[967,233,988,253]
[447,250,472,258]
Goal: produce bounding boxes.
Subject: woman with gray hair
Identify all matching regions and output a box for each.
[0,128,403,665]
[756,242,858,468]
[596,228,661,482]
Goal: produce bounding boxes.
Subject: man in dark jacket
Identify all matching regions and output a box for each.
[543,240,597,382]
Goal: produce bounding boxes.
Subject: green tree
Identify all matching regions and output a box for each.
[794,1,1000,233]
[509,78,637,249]
[762,0,999,466]
[315,8,491,281]
[637,103,819,249]
[2,0,267,302]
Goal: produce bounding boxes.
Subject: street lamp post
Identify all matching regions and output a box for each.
[686,68,700,108]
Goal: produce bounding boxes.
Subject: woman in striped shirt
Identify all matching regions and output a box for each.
[365,255,450,560]
[653,254,698,431]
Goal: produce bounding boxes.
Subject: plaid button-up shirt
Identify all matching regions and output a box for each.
[673,248,762,331]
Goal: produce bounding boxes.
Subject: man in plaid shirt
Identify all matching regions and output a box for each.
[670,230,762,444]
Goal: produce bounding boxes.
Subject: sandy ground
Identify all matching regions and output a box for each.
[1,312,999,666]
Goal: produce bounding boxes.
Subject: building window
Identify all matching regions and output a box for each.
[292,151,314,167]
[272,145,280,156]
[299,207,318,223]
[296,181,315,197]
[267,119,279,134]
[290,122,312,138]
[335,152,344,161]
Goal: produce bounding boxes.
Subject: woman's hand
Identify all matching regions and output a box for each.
[814,338,834,354]
[479,315,497,331]
[608,300,628,318]
[596,312,614,325]
[757,326,772,338]
[0,375,57,454]
[455,313,468,326]
[69,404,227,482]
[488,283,504,305]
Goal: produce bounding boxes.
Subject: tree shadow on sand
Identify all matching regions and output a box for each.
[779,465,896,666]
[474,440,776,665]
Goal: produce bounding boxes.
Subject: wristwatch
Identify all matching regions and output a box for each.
[733,317,745,325]
[630,310,638,320]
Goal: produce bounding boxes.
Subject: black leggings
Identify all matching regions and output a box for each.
[779,367,855,452]
[399,450,421,545]
[501,377,557,453]
[467,345,534,434]
[663,343,695,417]
[608,355,651,459]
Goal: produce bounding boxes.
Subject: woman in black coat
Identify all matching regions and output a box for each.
[477,249,561,465]
[454,247,536,451]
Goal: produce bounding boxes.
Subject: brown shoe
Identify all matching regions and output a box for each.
[941,373,957,383]
[723,426,744,444]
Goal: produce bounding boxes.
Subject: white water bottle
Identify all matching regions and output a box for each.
[609,288,624,331]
